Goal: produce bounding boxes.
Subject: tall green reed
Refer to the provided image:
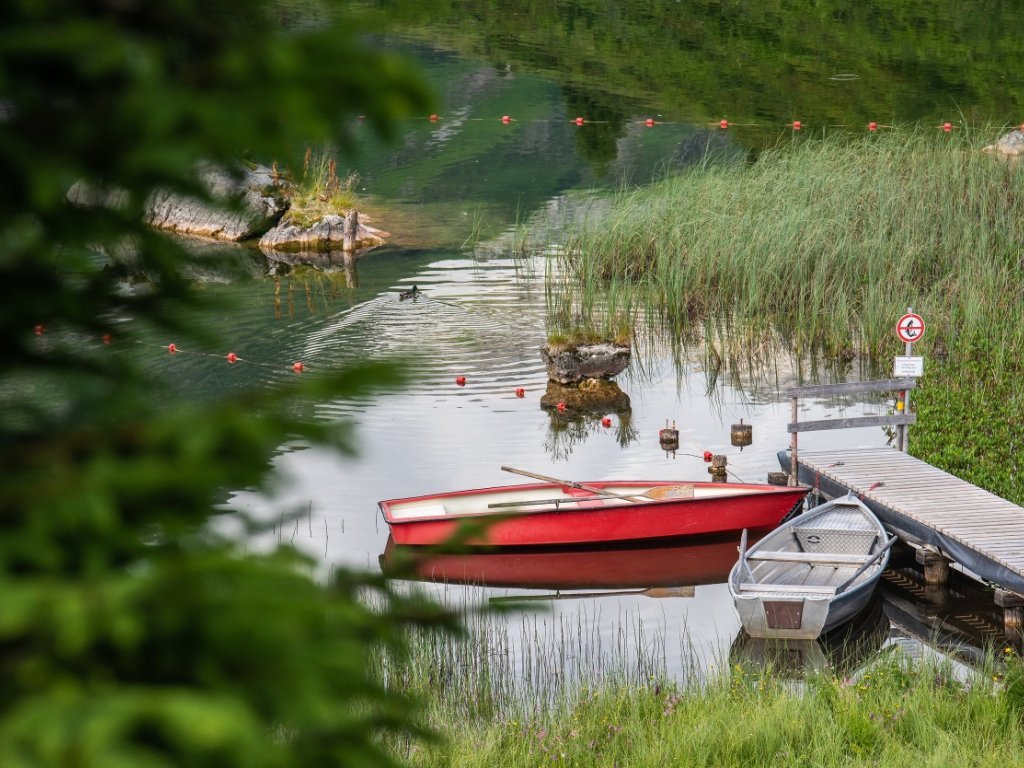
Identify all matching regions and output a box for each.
[556,127,1024,365]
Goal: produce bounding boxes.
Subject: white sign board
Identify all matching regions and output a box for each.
[893,356,924,377]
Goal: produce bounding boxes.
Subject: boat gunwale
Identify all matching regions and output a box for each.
[379,481,809,524]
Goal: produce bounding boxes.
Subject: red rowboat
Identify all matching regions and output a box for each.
[378,472,808,547]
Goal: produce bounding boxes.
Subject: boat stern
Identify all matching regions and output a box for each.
[734,594,831,640]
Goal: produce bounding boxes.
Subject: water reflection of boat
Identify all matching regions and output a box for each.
[731,597,891,676]
[379,534,743,590]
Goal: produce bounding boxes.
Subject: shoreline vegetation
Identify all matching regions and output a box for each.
[377,605,1024,767]
[555,127,1024,363]
[547,126,1024,502]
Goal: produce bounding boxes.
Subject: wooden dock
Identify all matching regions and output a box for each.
[779,446,1024,598]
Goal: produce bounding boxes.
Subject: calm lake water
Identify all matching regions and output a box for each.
[174,3,1024,681]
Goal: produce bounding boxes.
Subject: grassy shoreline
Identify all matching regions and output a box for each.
[378,612,1024,767]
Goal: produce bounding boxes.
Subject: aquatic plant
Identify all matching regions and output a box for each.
[283,146,360,227]
[556,127,1024,364]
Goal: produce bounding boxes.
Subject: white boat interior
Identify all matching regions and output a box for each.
[386,482,755,520]
[735,498,884,597]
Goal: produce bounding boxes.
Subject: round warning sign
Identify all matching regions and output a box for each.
[895,313,925,344]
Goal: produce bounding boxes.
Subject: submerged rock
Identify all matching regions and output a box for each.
[259,210,389,253]
[540,341,631,384]
[982,129,1024,158]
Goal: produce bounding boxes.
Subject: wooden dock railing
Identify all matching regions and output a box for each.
[786,378,918,487]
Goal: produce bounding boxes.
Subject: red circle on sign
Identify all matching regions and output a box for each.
[895,313,925,344]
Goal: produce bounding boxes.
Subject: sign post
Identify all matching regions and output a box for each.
[894,309,925,452]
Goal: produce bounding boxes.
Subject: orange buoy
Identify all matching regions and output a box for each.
[719,119,729,129]
[293,362,304,373]
[868,121,878,132]
[226,352,238,363]
[501,115,511,124]
[168,343,177,354]
[456,376,466,386]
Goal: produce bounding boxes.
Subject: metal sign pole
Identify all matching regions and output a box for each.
[901,306,913,452]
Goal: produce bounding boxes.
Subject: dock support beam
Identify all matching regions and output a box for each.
[915,548,949,586]
[995,590,1024,641]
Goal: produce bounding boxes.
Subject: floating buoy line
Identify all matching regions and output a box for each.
[360,113,1024,135]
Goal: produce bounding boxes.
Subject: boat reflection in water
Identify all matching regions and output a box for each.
[731,596,891,677]
[379,533,744,594]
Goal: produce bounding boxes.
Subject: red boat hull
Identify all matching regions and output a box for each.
[379,481,808,547]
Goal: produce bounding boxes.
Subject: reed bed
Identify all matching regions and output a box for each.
[371,594,683,728]
[392,634,1024,768]
[555,127,1024,363]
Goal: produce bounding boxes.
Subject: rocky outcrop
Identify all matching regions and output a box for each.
[258,210,388,253]
[144,163,291,241]
[69,161,391,254]
[540,341,631,384]
[982,129,1024,158]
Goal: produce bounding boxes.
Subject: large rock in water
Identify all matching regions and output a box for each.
[982,129,1024,158]
[259,210,389,253]
[144,163,291,241]
[540,341,631,384]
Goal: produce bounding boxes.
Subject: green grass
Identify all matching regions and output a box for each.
[555,127,1024,364]
[393,646,1024,767]
[373,598,1024,768]
[282,146,359,227]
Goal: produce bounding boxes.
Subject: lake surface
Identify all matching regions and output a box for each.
[176,3,1023,682]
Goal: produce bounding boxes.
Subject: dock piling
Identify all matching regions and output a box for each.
[915,547,950,586]
[995,589,1024,640]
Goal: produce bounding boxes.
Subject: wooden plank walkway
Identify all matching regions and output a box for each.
[782,446,1024,596]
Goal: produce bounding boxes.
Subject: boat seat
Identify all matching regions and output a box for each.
[794,528,878,555]
[746,550,873,566]
[737,583,837,596]
[389,503,448,519]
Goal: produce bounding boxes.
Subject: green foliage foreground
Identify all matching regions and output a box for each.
[0,2,456,766]
[404,653,1024,768]
[559,128,1024,361]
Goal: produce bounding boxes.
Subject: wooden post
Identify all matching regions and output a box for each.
[708,454,728,483]
[995,589,1024,640]
[789,396,799,487]
[915,547,949,586]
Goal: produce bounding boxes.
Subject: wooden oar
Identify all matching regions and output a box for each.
[487,487,695,509]
[489,585,696,603]
[499,466,695,504]
[834,536,898,595]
